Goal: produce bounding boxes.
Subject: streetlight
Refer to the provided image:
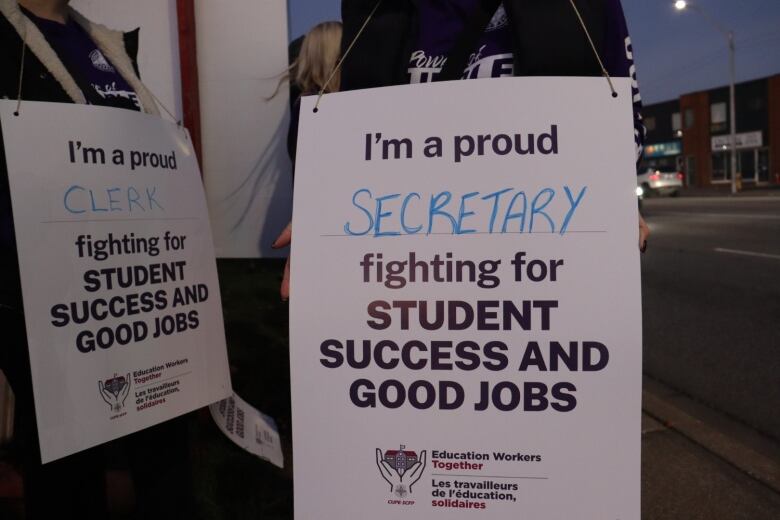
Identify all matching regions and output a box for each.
[674,1,738,194]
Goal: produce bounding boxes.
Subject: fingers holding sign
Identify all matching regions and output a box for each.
[272,222,292,301]
[639,214,650,253]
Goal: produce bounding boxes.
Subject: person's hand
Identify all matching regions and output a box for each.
[272,222,292,301]
[639,214,649,253]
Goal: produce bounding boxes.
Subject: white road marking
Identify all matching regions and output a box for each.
[646,196,780,203]
[714,248,780,260]
[660,212,780,220]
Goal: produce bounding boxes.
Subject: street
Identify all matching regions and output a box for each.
[640,195,780,439]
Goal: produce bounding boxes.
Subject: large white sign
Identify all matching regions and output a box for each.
[0,101,231,463]
[290,78,642,519]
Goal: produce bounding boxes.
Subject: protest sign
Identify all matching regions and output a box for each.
[290,78,642,519]
[210,392,284,468]
[0,101,231,463]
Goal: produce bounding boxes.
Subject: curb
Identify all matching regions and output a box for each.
[642,388,780,495]
[677,188,780,198]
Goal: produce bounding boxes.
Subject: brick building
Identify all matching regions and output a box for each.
[640,74,780,187]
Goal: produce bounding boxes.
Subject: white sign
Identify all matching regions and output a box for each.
[0,101,231,463]
[290,78,641,519]
[210,392,284,468]
[711,131,763,151]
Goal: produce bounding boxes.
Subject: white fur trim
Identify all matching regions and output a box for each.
[0,0,85,103]
[0,0,160,115]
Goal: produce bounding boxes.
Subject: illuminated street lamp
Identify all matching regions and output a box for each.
[675,1,737,192]
[674,1,738,194]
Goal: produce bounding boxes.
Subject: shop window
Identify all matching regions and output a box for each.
[711,152,731,182]
[644,116,656,132]
[758,149,770,183]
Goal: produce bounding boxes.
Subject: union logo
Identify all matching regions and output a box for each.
[376,445,427,497]
[89,49,116,73]
[99,373,131,413]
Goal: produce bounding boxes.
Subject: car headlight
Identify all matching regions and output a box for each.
[635,186,644,197]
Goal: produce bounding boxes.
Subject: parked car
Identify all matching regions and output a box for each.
[637,167,683,197]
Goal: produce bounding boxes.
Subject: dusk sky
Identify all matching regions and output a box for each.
[288,0,780,104]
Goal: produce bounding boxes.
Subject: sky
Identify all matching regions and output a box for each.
[288,0,780,105]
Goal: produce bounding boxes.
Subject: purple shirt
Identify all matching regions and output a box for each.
[22,7,141,111]
[411,0,645,161]
[409,2,513,83]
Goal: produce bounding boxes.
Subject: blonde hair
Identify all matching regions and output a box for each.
[294,21,343,94]
[271,21,342,99]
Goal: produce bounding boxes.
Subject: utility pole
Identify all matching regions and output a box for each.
[674,1,738,194]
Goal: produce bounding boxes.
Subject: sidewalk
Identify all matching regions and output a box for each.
[642,376,780,519]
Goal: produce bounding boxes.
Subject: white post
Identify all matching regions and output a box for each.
[674,1,738,193]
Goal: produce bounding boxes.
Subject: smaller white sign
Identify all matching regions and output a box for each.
[210,392,284,468]
[0,101,231,463]
[711,131,762,151]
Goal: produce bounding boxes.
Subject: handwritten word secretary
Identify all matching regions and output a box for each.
[344,185,587,237]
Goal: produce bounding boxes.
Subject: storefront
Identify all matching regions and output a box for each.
[644,74,780,188]
[642,141,683,172]
[711,131,771,184]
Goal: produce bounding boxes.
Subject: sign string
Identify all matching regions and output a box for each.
[14,25,27,116]
[146,88,183,128]
[568,0,618,98]
[314,0,384,113]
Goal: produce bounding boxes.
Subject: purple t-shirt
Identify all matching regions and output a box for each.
[409,2,513,83]
[23,7,141,111]
[410,0,645,160]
